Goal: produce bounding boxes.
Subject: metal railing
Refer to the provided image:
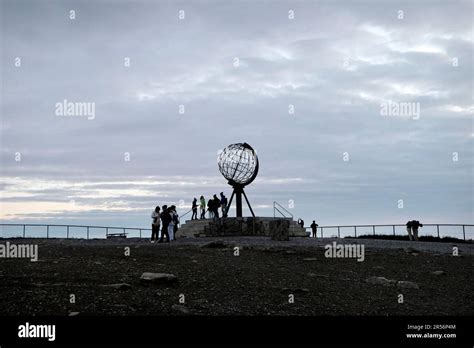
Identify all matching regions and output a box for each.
[303,223,473,241]
[0,223,151,239]
[179,209,193,225]
[273,201,293,219]
[1,223,472,241]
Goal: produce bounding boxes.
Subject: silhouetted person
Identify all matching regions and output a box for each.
[169,205,179,240]
[406,220,413,241]
[151,206,161,242]
[411,220,423,241]
[220,192,228,217]
[159,205,170,243]
[200,195,206,219]
[310,220,319,238]
[212,194,220,219]
[298,218,304,229]
[191,198,198,220]
[207,198,214,219]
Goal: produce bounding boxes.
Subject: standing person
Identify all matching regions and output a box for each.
[406,220,413,241]
[172,205,179,239]
[151,206,161,242]
[158,205,170,243]
[191,198,198,220]
[298,218,304,229]
[411,220,423,241]
[167,205,177,241]
[200,195,206,219]
[212,194,220,219]
[310,220,319,238]
[220,192,228,217]
[207,197,214,219]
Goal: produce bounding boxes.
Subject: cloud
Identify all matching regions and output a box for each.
[1,0,472,227]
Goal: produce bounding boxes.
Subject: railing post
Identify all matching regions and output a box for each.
[337,226,340,238]
[87,226,90,240]
[106,227,108,238]
[373,225,375,235]
[321,227,323,238]
[139,229,142,238]
[67,226,69,239]
[462,225,465,241]
[47,225,49,239]
[437,225,440,238]
[354,226,357,238]
[23,225,26,238]
[123,228,126,236]
[392,225,395,236]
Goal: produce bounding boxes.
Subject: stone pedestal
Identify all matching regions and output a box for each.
[176,217,309,238]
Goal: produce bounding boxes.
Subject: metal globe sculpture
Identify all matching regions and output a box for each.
[218,143,259,217]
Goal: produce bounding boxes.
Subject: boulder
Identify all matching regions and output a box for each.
[102,283,132,290]
[365,276,396,286]
[140,272,178,284]
[431,271,446,276]
[172,304,190,314]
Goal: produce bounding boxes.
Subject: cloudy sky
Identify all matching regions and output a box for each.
[1,0,473,236]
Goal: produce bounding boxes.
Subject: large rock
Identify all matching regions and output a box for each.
[101,283,132,290]
[431,271,446,276]
[365,276,396,286]
[140,272,178,284]
[171,304,190,314]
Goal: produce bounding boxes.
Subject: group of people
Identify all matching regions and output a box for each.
[191,192,228,220]
[150,205,179,243]
[150,193,229,242]
[406,220,423,241]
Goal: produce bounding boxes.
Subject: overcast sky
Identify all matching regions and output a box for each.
[1,0,473,236]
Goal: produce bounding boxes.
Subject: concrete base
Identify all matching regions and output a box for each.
[176,217,309,238]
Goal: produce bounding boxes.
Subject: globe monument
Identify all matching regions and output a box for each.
[176,142,308,238]
[218,142,259,218]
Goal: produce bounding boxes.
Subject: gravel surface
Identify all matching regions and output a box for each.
[0,237,472,316]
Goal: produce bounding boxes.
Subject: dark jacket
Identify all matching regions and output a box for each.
[161,210,172,225]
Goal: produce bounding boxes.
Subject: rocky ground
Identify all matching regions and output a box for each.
[0,237,472,316]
